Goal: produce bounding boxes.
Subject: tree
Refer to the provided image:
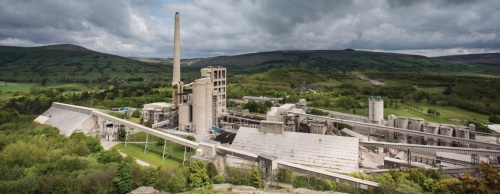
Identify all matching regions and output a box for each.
[167,169,187,193]
[427,108,436,116]
[141,166,159,186]
[206,162,218,178]
[249,168,263,189]
[86,136,103,153]
[489,115,500,124]
[113,162,133,194]
[188,160,210,189]
[396,178,423,194]
[131,109,141,118]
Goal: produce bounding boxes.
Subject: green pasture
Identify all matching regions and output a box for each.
[0,82,95,97]
[415,87,445,95]
[113,140,195,168]
[385,103,489,125]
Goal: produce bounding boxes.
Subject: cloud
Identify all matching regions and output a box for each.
[0,0,499,58]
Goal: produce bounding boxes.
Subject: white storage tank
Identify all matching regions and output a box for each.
[192,77,213,135]
[178,103,191,132]
[396,116,409,129]
[368,96,384,125]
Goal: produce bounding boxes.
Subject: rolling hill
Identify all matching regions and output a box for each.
[0,44,170,82]
[434,53,500,65]
[1,45,500,84]
[190,50,500,75]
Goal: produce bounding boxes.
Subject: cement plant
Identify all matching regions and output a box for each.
[31,12,500,192]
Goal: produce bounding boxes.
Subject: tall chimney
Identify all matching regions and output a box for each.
[172,12,181,84]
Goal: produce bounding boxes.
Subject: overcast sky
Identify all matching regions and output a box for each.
[1,0,499,58]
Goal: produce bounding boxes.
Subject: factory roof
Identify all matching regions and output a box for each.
[143,102,173,110]
[341,128,370,141]
[384,157,432,169]
[436,152,488,163]
[242,96,282,102]
[488,124,500,134]
[34,106,92,136]
[231,127,359,174]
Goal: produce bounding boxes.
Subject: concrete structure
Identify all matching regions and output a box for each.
[140,13,227,136]
[242,96,282,104]
[191,77,214,134]
[368,96,384,125]
[172,12,183,106]
[202,66,227,116]
[34,103,94,136]
[142,102,175,124]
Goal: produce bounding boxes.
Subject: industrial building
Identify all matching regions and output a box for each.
[142,12,226,136]
[33,11,500,191]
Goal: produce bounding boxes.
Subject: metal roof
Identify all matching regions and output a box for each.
[231,127,359,174]
[37,107,92,136]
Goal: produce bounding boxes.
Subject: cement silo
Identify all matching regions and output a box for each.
[368,96,384,125]
[425,122,440,146]
[192,77,213,135]
[178,103,191,132]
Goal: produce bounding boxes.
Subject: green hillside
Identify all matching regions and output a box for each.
[434,53,500,65]
[191,49,500,75]
[0,44,170,83]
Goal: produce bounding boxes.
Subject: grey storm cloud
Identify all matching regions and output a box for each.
[0,0,499,58]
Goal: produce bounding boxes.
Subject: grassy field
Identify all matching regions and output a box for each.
[0,82,95,97]
[415,87,445,95]
[114,140,195,168]
[385,103,489,125]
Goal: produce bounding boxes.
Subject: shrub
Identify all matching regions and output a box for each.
[211,175,225,184]
[226,167,251,185]
[188,160,210,189]
[113,162,133,194]
[167,169,187,193]
[249,168,263,189]
[206,163,218,178]
[276,169,292,183]
[292,176,309,189]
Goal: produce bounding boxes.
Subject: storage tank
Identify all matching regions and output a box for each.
[424,122,440,146]
[396,116,409,129]
[309,121,327,134]
[409,118,424,131]
[388,115,397,127]
[368,96,384,125]
[178,103,191,132]
[192,77,213,135]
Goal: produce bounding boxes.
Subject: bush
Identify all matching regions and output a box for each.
[113,162,133,194]
[132,110,141,118]
[95,149,122,163]
[188,160,210,189]
[276,169,292,183]
[211,175,225,184]
[206,162,218,178]
[226,167,251,185]
[86,136,103,153]
[292,176,309,189]
[167,169,187,193]
[249,168,263,189]
[292,176,336,191]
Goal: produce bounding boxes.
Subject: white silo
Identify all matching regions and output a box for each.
[192,77,213,135]
[368,96,384,125]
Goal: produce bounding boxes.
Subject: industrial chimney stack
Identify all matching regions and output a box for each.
[172,12,181,84]
[171,12,183,106]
